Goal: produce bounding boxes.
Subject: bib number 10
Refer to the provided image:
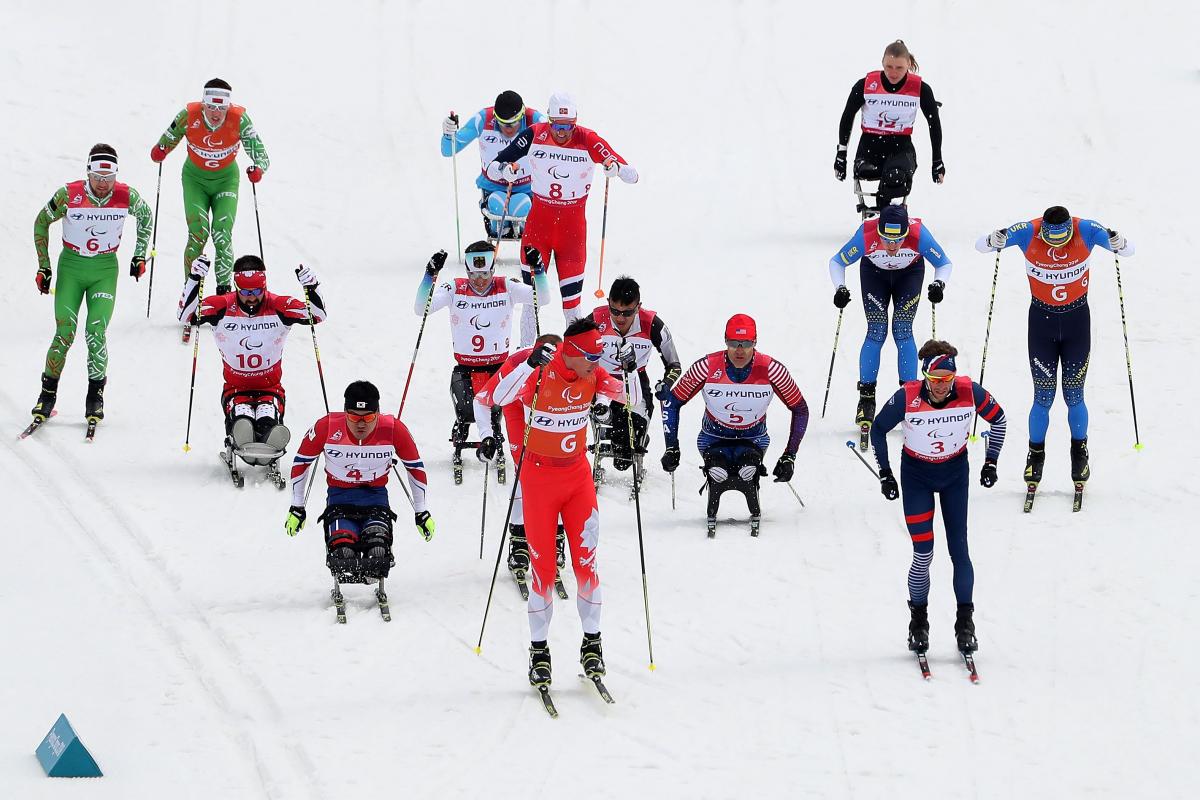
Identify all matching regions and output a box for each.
[235,353,264,369]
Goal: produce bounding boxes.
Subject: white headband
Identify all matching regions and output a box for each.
[202,87,232,107]
[87,155,118,174]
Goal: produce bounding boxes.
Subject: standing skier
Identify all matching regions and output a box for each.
[834,40,944,214]
[151,78,269,295]
[415,242,549,481]
[488,92,639,322]
[286,381,434,587]
[485,320,625,689]
[586,275,682,472]
[475,334,569,596]
[440,90,548,239]
[29,144,153,435]
[976,206,1134,495]
[870,340,1007,659]
[660,314,809,536]
[827,204,953,445]
[178,254,327,484]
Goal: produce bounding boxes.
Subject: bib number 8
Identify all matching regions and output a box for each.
[549,183,563,200]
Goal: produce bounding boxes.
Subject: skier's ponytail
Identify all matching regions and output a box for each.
[883,40,919,74]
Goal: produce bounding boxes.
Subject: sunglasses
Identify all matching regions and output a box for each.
[87,171,116,181]
[608,305,637,318]
[494,107,525,126]
[567,341,602,362]
[550,121,576,134]
[923,371,956,384]
[238,287,264,298]
[725,339,755,349]
[345,411,379,423]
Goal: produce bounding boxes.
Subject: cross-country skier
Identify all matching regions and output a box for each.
[178,254,327,486]
[475,334,569,597]
[286,381,434,586]
[440,90,547,239]
[976,206,1134,495]
[834,40,944,214]
[151,78,269,297]
[586,276,682,472]
[415,242,549,482]
[487,92,639,322]
[869,340,1007,658]
[29,144,152,435]
[660,314,809,536]
[827,204,953,445]
[483,320,624,689]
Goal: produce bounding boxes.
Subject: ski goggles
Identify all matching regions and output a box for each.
[608,304,638,318]
[238,287,265,298]
[345,411,379,423]
[549,120,576,134]
[494,106,525,126]
[725,339,755,349]
[465,250,495,272]
[922,371,956,384]
[567,341,602,362]
[1040,220,1073,246]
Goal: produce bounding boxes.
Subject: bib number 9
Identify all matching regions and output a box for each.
[472,334,485,352]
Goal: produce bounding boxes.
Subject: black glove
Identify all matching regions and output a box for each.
[661,446,680,473]
[833,285,851,309]
[477,436,498,462]
[927,280,945,304]
[654,365,681,401]
[130,256,147,281]
[35,265,52,295]
[879,467,899,501]
[526,342,556,368]
[834,146,848,181]
[980,459,998,488]
[522,245,544,274]
[772,453,795,483]
[932,159,945,183]
[425,249,448,276]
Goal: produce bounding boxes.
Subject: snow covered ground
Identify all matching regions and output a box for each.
[2,1,1197,797]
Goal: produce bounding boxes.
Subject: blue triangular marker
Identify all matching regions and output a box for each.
[36,713,103,778]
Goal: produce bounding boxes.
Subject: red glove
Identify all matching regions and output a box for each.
[130,257,146,280]
[246,166,263,184]
[150,144,168,163]
[35,266,52,294]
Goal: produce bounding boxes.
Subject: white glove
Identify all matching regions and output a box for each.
[485,160,507,182]
[1107,229,1127,252]
[603,159,620,178]
[442,116,458,136]
[297,265,320,287]
[618,164,639,184]
[190,255,211,279]
[985,229,1008,250]
[617,340,637,372]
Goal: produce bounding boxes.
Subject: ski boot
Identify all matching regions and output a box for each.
[528,642,552,688]
[450,421,469,484]
[555,525,566,570]
[907,601,929,653]
[954,602,978,654]
[327,546,360,582]
[1070,438,1090,483]
[31,373,59,419]
[508,524,530,599]
[855,381,876,451]
[84,377,106,420]
[745,470,763,537]
[580,632,606,678]
[362,546,394,580]
[705,471,723,538]
[1022,441,1046,512]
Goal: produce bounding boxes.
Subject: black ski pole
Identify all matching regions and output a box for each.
[295,266,329,413]
[970,252,1002,441]
[251,180,265,261]
[182,276,205,452]
[845,439,879,478]
[479,462,489,560]
[399,251,446,417]
[1114,254,1143,450]
[476,368,544,654]
[145,162,163,318]
[622,370,656,671]
[820,308,844,418]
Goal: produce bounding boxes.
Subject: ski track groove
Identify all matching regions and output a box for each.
[2,394,324,800]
